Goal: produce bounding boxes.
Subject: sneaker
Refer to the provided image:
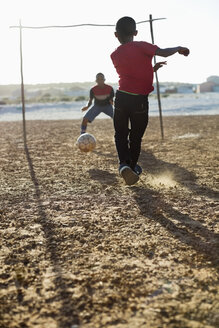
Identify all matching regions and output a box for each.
[134,164,142,175]
[119,164,139,186]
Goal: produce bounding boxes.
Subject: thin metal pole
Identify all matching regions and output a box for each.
[19,20,27,144]
[149,14,164,140]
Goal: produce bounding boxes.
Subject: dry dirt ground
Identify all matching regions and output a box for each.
[0,116,219,328]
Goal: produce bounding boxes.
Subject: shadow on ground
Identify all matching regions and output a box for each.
[140,150,219,200]
[24,142,79,327]
[132,185,219,269]
[88,169,118,185]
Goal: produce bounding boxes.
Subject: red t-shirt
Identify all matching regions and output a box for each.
[111,41,158,95]
[90,84,114,106]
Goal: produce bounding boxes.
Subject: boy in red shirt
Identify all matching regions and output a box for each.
[81,73,114,134]
[111,16,189,185]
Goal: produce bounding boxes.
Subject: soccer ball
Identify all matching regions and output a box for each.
[76,133,96,152]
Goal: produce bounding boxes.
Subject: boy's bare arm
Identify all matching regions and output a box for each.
[155,47,190,57]
[153,61,167,72]
[81,98,92,112]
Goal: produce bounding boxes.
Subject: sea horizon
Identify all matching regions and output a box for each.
[0,92,219,122]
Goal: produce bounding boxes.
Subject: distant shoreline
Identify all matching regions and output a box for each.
[0,114,218,125]
[0,81,197,106]
[1,92,219,122]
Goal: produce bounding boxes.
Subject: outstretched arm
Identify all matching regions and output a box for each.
[81,98,92,112]
[155,46,190,58]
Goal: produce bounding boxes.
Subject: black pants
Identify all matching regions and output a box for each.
[113,91,149,169]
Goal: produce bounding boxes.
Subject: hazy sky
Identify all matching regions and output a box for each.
[1,0,219,85]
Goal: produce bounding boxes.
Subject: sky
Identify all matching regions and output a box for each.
[1,0,219,85]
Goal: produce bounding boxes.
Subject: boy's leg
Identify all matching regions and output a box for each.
[81,105,101,134]
[102,104,114,118]
[81,117,89,134]
[113,93,130,165]
[114,92,139,185]
[129,96,149,170]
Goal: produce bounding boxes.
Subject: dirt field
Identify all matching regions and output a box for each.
[0,115,219,328]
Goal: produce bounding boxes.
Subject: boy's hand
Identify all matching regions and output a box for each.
[153,61,167,72]
[81,106,89,112]
[178,47,190,56]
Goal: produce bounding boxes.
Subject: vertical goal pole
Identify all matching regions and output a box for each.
[19,20,27,144]
[149,14,164,140]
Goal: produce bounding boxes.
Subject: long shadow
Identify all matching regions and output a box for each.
[132,186,219,268]
[24,142,79,327]
[140,150,219,200]
[87,160,219,267]
[89,168,118,185]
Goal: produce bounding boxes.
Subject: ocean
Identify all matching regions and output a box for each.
[0,92,218,122]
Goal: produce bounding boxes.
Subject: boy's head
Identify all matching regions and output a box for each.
[115,17,137,43]
[96,73,105,86]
